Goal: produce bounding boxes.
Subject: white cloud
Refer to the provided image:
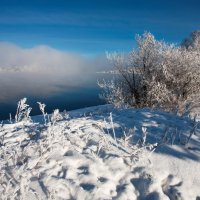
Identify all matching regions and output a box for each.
[0,42,109,102]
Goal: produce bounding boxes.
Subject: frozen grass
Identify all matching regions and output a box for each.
[0,99,199,199]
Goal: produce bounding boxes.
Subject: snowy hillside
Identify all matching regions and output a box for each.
[0,104,200,200]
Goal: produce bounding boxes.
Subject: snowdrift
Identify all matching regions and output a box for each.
[0,104,200,199]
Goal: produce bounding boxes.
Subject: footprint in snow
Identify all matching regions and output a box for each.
[80,183,95,191]
[161,174,183,200]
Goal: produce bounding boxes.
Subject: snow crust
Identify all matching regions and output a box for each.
[0,105,199,199]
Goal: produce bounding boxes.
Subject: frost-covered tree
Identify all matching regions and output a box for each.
[98,32,200,114]
[181,30,200,51]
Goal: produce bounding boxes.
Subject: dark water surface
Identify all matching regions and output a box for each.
[0,87,105,121]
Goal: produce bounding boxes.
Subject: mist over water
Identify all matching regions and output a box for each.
[0,43,110,120]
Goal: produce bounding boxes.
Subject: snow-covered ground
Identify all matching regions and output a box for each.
[0,104,200,200]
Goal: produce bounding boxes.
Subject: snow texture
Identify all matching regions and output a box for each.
[0,105,200,199]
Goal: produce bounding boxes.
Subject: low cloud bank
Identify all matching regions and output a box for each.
[0,42,109,102]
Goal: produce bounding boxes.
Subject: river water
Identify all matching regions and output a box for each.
[0,86,105,120]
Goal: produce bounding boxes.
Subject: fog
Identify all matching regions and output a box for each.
[0,42,109,102]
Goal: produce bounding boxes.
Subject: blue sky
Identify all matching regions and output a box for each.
[0,0,200,54]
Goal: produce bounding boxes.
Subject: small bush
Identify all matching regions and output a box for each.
[98,32,200,114]
[15,98,32,122]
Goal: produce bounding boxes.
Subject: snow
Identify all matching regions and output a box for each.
[0,104,200,199]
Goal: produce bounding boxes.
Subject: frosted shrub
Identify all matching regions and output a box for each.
[99,31,200,114]
[181,30,200,51]
[15,98,32,123]
[51,109,63,126]
[98,79,128,108]
[37,102,47,125]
